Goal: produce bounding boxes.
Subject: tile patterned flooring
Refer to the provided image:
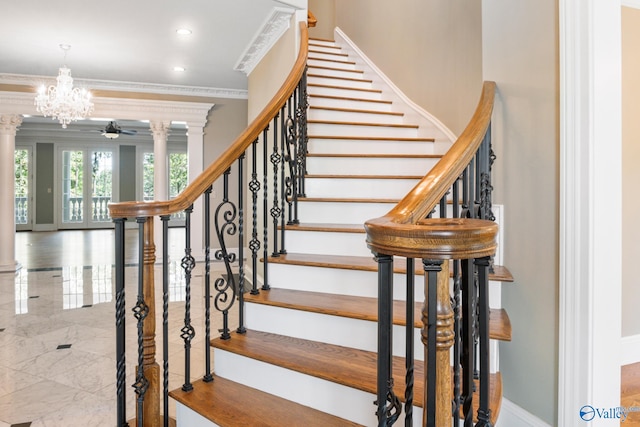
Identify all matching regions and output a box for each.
[0,230,233,426]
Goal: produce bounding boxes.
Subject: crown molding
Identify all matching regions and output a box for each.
[234,7,295,75]
[622,0,640,9]
[0,73,247,100]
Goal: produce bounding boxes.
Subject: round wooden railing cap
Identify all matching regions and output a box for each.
[365,217,498,260]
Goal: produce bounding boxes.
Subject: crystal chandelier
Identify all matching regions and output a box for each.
[34,44,94,128]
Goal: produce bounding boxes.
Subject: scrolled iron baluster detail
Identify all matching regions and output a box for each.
[405,258,415,427]
[271,113,282,257]
[475,256,493,427]
[262,127,270,291]
[113,217,128,427]
[214,169,238,339]
[161,214,171,426]
[279,106,288,254]
[181,206,196,392]
[295,68,309,198]
[249,139,261,294]
[203,188,213,383]
[132,217,149,427]
[237,154,247,334]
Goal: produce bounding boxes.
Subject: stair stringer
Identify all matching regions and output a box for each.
[334,27,457,154]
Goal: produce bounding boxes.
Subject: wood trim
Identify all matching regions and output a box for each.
[108,22,309,219]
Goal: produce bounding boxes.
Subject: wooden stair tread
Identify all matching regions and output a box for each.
[308,74,374,84]
[309,135,435,142]
[310,105,403,116]
[169,375,363,427]
[309,93,390,104]
[245,287,511,341]
[309,83,382,94]
[307,153,441,158]
[307,65,364,75]
[310,37,337,43]
[305,174,423,180]
[308,119,418,129]
[211,330,502,423]
[298,196,400,203]
[308,57,357,65]
[309,48,349,57]
[268,252,515,283]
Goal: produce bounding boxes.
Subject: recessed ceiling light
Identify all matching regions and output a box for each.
[173,66,186,72]
[176,29,192,36]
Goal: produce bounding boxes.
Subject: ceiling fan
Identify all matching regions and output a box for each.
[99,121,137,139]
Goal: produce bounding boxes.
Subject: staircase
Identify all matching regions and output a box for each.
[169,38,513,426]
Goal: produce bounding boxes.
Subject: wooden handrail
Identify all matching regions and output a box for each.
[365,81,497,259]
[108,21,309,219]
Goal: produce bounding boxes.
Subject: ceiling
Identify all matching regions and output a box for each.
[0,0,304,97]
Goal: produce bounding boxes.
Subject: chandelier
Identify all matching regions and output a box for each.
[34,44,94,128]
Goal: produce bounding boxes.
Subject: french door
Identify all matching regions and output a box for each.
[59,147,117,229]
[14,146,32,231]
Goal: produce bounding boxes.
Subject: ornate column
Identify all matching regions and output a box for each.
[0,114,23,273]
[150,120,170,260]
[186,121,206,259]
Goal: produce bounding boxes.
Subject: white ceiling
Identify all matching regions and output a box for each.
[0,0,304,97]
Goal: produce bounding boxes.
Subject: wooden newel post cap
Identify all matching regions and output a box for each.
[365,217,498,260]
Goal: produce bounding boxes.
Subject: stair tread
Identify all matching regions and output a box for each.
[268,252,515,283]
[211,330,502,423]
[309,135,434,141]
[308,73,374,84]
[308,57,357,65]
[309,119,418,129]
[307,152,441,158]
[245,287,511,341]
[308,65,364,75]
[310,106,403,116]
[306,174,423,179]
[169,375,363,427]
[309,48,349,57]
[309,93,390,104]
[309,83,382,94]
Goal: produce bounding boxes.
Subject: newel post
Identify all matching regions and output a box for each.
[422,259,454,426]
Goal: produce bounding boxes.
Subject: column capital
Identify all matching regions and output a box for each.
[149,120,171,141]
[0,114,23,135]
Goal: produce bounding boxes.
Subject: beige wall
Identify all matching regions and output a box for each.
[482,0,558,424]
[308,0,336,40]
[622,6,640,338]
[334,0,483,136]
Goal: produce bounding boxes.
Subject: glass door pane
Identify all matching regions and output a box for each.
[14,148,31,229]
[62,150,84,225]
[143,152,154,201]
[90,150,113,224]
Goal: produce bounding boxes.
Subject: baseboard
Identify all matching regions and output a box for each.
[32,224,56,231]
[621,334,640,365]
[497,398,553,427]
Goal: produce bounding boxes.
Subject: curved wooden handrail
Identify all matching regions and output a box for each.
[365,81,497,259]
[109,21,309,219]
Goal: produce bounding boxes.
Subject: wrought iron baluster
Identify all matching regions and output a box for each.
[461,258,475,427]
[214,169,238,339]
[296,68,309,199]
[237,154,247,334]
[375,253,401,426]
[203,187,213,382]
[279,106,288,254]
[422,259,442,427]
[475,256,493,427]
[405,258,415,427]
[271,112,282,257]
[249,139,261,295]
[451,177,462,425]
[114,218,127,427]
[180,206,195,392]
[133,218,150,427]
[262,127,270,291]
[160,215,170,427]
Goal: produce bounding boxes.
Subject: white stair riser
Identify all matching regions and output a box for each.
[308,52,352,62]
[215,350,378,426]
[297,200,394,223]
[308,95,392,112]
[309,44,342,53]
[307,75,373,90]
[305,177,420,199]
[308,122,418,138]
[246,303,424,360]
[268,263,504,309]
[285,229,370,257]
[308,137,434,155]
[308,58,357,71]
[176,404,221,427]
[309,85,382,101]
[307,66,366,80]
[306,156,439,175]
[308,108,405,124]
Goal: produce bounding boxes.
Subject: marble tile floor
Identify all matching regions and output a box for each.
[1,230,237,426]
